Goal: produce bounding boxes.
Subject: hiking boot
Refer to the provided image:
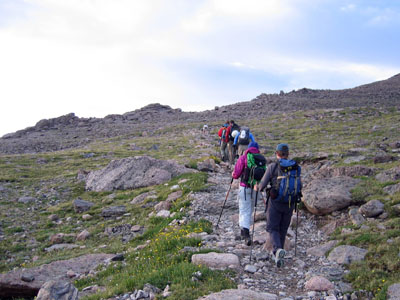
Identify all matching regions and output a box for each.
[241,228,251,246]
[275,248,286,268]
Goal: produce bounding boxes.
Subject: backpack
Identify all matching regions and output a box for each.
[238,126,250,145]
[221,128,226,141]
[241,153,267,187]
[271,159,302,205]
[229,123,240,141]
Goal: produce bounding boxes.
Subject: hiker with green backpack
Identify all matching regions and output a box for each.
[232,141,266,246]
[257,143,302,268]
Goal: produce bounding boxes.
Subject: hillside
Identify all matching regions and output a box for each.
[1,74,400,155]
[0,75,400,300]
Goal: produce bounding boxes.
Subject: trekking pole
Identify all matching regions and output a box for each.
[249,189,259,262]
[295,201,299,257]
[216,178,234,228]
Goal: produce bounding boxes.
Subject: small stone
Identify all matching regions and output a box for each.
[67,270,77,278]
[131,225,141,232]
[76,230,90,241]
[82,214,92,220]
[244,264,257,273]
[21,274,35,282]
[48,214,59,221]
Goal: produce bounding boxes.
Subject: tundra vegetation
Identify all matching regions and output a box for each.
[0,106,399,299]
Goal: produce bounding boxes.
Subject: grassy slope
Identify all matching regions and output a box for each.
[0,107,399,299]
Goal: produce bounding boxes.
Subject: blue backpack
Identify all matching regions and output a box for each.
[271,159,302,205]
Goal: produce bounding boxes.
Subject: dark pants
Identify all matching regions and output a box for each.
[266,200,294,253]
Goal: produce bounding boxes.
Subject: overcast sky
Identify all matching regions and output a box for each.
[1,0,399,136]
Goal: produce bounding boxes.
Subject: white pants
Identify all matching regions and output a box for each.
[238,186,259,229]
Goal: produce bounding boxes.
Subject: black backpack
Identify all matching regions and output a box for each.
[229,123,240,141]
[238,126,250,145]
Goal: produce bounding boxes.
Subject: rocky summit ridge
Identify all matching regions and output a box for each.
[1,73,400,154]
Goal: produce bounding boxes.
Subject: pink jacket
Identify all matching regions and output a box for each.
[232,147,260,187]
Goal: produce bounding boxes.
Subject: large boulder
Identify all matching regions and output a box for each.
[191,252,240,270]
[375,166,400,182]
[303,177,360,215]
[328,245,367,265]
[0,254,114,299]
[197,289,277,300]
[387,283,400,299]
[36,281,78,300]
[85,156,191,192]
[359,200,385,217]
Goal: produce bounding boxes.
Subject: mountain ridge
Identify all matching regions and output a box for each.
[1,73,399,154]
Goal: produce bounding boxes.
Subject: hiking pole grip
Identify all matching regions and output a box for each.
[216,178,234,228]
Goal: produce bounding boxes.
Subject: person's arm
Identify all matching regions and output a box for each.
[257,163,274,191]
[249,132,255,143]
[232,155,246,179]
[233,134,238,145]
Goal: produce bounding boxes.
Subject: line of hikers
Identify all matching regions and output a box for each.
[218,120,255,165]
[217,123,302,268]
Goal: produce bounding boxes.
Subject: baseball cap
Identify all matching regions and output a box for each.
[276,143,289,153]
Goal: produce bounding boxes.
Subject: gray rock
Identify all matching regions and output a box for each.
[197,289,278,300]
[303,177,360,215]
[191,252,240,270]
[156,210,171,218]
[244,264,257,273]
[76,230,90,241]
[392,204,400,215]
[328,245,367,265]
[349,208,365,225]
[306,240,338,257]
[73,198,94,213]
[36,280,78,300]
[85,156,191,192]
[44,244,79,252]
[373,155,395,164]
[343,156,365,164]
[359,200,385,217]
[304,276,334,291]
[18,196,37,204]
[0,254,114,298]
[387,283,400,299]
[375,166,400,182]
[101,205,126,218]
[384,183,400,195]
[21,274,35,282]
[130,191,156,205]
[197,159,217,172]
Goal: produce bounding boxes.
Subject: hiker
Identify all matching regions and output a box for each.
[202,124,209,135]
[232,141,266,246]
[226,120,240,164]
[218,122,229,161]
[234,126,256,157]
[257,143,302,268]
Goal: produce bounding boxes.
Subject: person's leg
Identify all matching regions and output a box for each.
[239,187,254,245]
[227,141,234,164]
[220,142,227,161]
[279,208,294,250]
[266,203,283,253]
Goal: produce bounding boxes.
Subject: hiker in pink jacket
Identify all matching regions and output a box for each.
[232,141,261,245]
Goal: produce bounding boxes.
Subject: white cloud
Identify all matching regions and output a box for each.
[340,4,356,12]
[0,0,399,136]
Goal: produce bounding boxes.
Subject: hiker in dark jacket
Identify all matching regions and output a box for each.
[232,141,261,246]
[227,120,239,165]
[257,143,302,267]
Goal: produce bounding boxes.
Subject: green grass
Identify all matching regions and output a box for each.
[1,106,400,298]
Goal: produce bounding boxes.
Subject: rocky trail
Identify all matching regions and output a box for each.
[186,136,373,300]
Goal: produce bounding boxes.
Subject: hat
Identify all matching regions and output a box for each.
[276,143,289,153]
[231,130,239,138]
[248,141,259,149]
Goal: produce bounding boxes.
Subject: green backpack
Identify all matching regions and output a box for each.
[241,153,267,186]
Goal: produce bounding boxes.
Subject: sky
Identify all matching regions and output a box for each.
[0,0,400,137]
